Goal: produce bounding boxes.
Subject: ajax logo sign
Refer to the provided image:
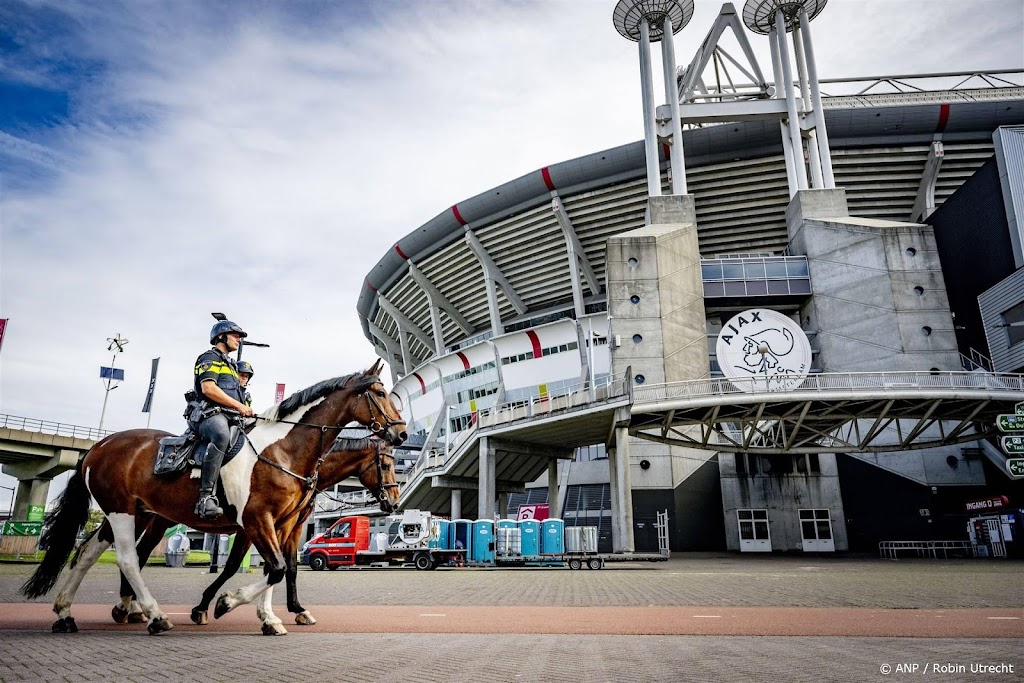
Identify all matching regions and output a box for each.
[715,309,812,392]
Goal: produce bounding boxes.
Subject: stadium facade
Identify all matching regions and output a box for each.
[337,2,1024,554]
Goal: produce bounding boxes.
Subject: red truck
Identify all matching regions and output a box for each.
[300,511,464,570]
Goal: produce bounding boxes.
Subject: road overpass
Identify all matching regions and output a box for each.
[0,415,106,521]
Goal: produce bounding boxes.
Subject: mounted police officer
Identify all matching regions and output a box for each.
[237,360,254,408]
[190,321,254,519]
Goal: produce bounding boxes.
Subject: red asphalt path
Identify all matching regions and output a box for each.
[2,604,1022,637]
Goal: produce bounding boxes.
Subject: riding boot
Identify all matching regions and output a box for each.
[195,445,226,520]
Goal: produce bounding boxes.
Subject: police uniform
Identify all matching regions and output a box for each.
[191,320,248,520]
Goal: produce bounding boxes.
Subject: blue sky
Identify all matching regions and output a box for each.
[0,0,1022,510]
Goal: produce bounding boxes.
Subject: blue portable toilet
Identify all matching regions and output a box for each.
[518,519,540,558]
[471,519,495,564]
[429,519,451,549]
[540,518,565,554]
[453,519,473,557]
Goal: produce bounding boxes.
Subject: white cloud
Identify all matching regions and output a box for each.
[0,0,1021,510]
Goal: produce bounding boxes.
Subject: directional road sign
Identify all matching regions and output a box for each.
[1008,458,1024,477]
[1002,436,1024,455]
[997,414,1024,432]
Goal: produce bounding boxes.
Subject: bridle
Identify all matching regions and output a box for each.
[362,388,406,439]
[354,438,400,509]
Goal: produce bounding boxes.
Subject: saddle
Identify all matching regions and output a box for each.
[154,426,247,476]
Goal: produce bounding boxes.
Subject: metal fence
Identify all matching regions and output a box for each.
[633,371,1024,405]
[0,414,111,441]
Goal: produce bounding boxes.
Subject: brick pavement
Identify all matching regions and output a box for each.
[1,555,1021,682]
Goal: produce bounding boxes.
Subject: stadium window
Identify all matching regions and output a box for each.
[808,453,820,473]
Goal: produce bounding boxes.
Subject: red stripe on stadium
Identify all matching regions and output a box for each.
[365,278,377,292]
[456,352,470,370]
[413,373,425,394]
[541,167,556,192]
[451,205,467,226]
[395,244,409,260]
[936,103,950,133]
[526,330,542,359]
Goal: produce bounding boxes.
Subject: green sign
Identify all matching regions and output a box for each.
[26,505,45,522]
[997,414,1024,432]
[1003,436,1024,455]
[1008,459,1024,477]
[162,523,188,539]
[2,521,42,536]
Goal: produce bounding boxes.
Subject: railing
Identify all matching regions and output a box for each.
[879,540,975,560]
[634,371,1024,405]
[0,414,111,442]
[401,374,631,499]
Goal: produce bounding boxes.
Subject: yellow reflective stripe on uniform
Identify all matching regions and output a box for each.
[195,362,240,378]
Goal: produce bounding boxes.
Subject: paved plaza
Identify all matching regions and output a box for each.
[0,554,1021,682]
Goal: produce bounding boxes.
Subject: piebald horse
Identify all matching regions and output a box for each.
[23,362,406,635]
[106,435,396,629]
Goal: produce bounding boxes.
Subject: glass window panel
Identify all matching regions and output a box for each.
[701,264,723,280]
[738,510,753,520]
[722,263,744,279]
[765,262,788,277]
[739,521,754,539]
[703,281,725,297]
[790,279,811,294]
[754,521,770,540]
[746,280,768,296]
[816,521,833,539]
[786,260,809,277]
[724,281,747,296]
[743,262,766,279]
[752,510,768,520]
[799,509,813,520]
[801,521,816,538]
[767,279,790,295]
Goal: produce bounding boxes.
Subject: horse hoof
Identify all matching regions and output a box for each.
[190,608,209,625]
[111,605,129,624]
[127,612,147,624]
[214,595,232,619]
[147,617,174,635]
[51,617,77,633]
[294,611,317,625]
[261,621,288,636]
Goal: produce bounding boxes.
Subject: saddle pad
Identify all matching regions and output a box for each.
[154,427,246,477]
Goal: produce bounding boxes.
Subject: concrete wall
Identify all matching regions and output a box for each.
[787,189,961,373]
[719,452,848,552]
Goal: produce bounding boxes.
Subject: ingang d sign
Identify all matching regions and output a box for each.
[715,309,812,392]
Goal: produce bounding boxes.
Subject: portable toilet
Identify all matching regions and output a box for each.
[518,519,540,559]
[453,519,474,557]
[429,519,452,550]
[540,518,565,554]
[496,519,521,560]
[471,519,495,564]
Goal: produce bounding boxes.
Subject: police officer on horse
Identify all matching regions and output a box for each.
[237,360,254,408]
[190,321,255,519]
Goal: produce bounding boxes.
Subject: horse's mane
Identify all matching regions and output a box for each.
[329,436,382,453]
[263,371,380,422]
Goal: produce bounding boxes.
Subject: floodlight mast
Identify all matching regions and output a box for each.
[613,0,694,198]
[98,334,128,431]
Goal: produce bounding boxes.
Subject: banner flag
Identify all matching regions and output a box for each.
[142,357,160,413]
[275,383,286,403]
[0,318,7,354]
[100,366,125,381]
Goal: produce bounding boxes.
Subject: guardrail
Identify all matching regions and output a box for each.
[633,371,1024,405]
[878,540,975,560]
[0,414,111,442]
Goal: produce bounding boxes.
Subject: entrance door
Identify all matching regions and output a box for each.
[737,509,771,552]
[986,518,1007,557]
[799,509,835,552]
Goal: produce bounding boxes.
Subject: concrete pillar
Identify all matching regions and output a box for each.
[607,444,621,549]
[12,479,49,521]
[613,427,635,553]
[547,462,561,519]
[478,437,496,519]
[451,489,462,520]
[497,492,508,520]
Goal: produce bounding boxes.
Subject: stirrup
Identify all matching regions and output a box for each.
[195,495,223,519]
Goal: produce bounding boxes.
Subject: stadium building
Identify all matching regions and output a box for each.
[323,1,1024,555]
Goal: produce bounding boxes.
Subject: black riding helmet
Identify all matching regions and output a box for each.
[209,320,247,345]
[237,360,254,376]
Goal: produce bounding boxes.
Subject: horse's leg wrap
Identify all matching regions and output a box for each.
[53,530,110,623]
[107,513,172,634]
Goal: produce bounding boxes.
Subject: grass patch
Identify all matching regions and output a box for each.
[1,550,213,566]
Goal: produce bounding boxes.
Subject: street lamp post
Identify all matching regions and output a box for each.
[99,334,128,432]
[0,484,15,520]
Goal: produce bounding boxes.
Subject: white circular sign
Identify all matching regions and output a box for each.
[715,309,812,392]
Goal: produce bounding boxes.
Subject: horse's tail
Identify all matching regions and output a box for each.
[21,470,92,599]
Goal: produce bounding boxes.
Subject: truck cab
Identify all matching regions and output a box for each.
[301,516,370,570]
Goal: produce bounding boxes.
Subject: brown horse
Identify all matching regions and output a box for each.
[23,362,406,635]
[106,435,397,630]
